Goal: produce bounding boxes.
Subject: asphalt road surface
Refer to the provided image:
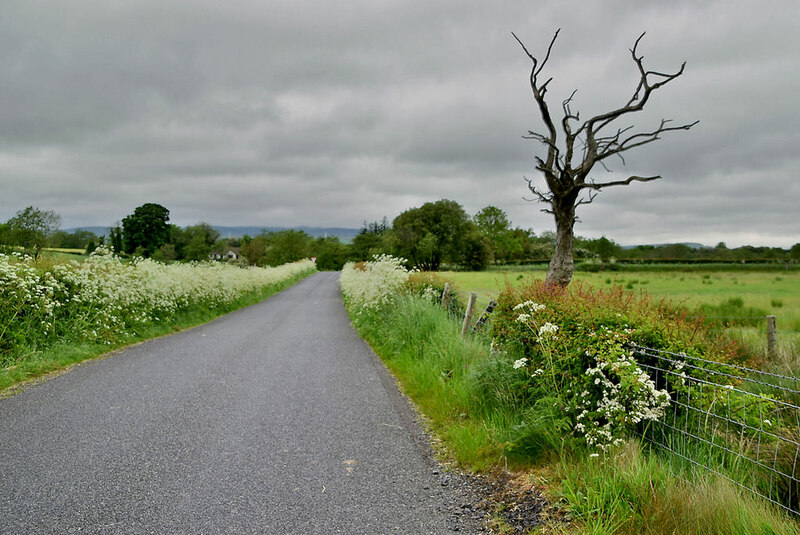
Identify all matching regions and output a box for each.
[0,272,483,534]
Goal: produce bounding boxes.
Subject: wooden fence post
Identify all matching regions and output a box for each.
[441,282,451,311]
[461,292,477,339]
[473,300,498,332]
[767,315,777,359]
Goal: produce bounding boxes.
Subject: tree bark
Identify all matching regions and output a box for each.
[546,193,577,286]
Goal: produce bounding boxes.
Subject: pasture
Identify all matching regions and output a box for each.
[440,267,800,369]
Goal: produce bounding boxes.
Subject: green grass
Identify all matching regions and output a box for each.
[554,441,799,535]
[441,269,800,371]
[349,295,511,470]
[0,270,315,393]
[345,291,800,534]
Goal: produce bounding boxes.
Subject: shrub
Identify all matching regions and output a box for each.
[339,254,414,312]
[490,281,747,452]
[0,247,315,364]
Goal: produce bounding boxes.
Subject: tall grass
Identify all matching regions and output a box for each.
[350,295,512,470]
[340,262,799,533]
[556,441,798,534]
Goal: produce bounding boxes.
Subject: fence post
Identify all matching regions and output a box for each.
[473,300,498,332]
[461,292,477,339]
[441,282,451,311]
[767,315,777,358]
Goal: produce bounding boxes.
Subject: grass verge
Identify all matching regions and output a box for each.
[0,269,315,393]
[345,291,799,534]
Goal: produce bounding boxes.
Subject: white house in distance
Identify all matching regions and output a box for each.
[209,247,240,261]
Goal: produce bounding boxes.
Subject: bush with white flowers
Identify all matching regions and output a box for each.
[339,254,412,312]
[509,300,672,452]
[0,247,315,362]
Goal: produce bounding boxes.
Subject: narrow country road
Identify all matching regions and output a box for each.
[0,273,482,534]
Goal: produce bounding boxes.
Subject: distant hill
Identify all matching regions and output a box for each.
[64,225,361,243]
[212,226,360,242]
[64,226,112,237]
[620,242,708,250]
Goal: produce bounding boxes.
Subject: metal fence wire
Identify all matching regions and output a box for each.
[628,343,800,516]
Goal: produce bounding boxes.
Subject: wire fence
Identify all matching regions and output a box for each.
[451,291,799,513]
[629,343,800,516]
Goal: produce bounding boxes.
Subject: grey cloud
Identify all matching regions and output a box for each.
[1,0,797,248]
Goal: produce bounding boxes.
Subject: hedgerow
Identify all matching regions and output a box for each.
[487,281,750,453]
[0,247,315,365]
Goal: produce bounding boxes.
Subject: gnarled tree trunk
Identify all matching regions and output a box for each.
[547,195,577,285]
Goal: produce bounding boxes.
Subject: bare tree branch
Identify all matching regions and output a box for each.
[515,30,696,285]
[575,190,598,207]
[513,30,561,176]
[581,174,662,190]
[599,119,698,160]
[522,177,555,214]
[574,33,696,178]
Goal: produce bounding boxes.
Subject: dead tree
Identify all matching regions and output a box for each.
[514,30,698,286]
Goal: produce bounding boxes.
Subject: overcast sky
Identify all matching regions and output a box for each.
[2,0,798,247]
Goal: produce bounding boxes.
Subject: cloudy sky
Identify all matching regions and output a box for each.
[2,0,798,247]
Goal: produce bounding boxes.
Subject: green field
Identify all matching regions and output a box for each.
[440,267,800,370]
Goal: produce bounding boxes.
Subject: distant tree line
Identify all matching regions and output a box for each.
[2,203,799,270]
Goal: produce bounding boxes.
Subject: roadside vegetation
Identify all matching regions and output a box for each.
[0,248,316,391]
[340,255,799,534]
[442,268,800,378]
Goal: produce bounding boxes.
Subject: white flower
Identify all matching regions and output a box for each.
[538,322,559,336]
[513,301,546,312]
[339,255,411,311]
[513,358,528,369]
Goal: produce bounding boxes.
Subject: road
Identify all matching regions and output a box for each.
[0,272,482,534]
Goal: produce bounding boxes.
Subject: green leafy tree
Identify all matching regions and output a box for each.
[461,230,493,270]
[392,199,474,271]
[584,236,622,261]
[47,229,97,249]
[151,243,177,262]
[121,203,170,257]
[473,206,510,240]
[790,243,800,261]
[6,206,61,260]
[165,225,186,257]
[503,227,537,262]
[264,230,312,266]
[474,205,527,263]
[109,224,124,254]
[351,219,390,261]
[180,223,220,261]
[0,223,12,250]
[312,236,350,271]
[239,235,266,265]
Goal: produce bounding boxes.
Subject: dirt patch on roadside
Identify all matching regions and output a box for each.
[473,470,570,533]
